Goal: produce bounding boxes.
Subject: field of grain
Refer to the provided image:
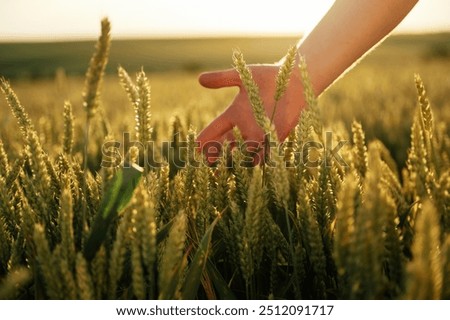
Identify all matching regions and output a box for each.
[0,20,449,299]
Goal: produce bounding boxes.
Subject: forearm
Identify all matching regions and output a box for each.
[296,0,418,95]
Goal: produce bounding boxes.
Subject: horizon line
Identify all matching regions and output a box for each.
[0,29,449,44]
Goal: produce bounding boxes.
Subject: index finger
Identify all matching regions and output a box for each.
[197,111,233,151]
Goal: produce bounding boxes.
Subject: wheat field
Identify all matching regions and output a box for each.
[0,19,449,300]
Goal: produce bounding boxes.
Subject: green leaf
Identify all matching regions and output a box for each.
[83,163,143,261]
[206,260,236,300]
[101,162,144,218]
[180,216,220,299]
[156,219,174,244]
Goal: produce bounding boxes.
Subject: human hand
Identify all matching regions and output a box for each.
[197,63,305,164]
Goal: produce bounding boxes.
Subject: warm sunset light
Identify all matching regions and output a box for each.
[0,0,449,41]
[0,0,449,311]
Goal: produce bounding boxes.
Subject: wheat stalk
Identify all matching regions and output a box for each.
[63,101,74,155]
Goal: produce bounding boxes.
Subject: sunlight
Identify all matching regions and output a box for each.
[106,0,335,37]
[0,0,449,41]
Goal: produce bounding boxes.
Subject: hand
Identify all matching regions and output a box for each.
[197,63,305,164]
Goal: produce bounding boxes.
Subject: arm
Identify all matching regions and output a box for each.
[197,0,418,162]
[296,0,418,95]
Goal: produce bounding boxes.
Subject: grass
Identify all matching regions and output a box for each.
[0,20,449,299]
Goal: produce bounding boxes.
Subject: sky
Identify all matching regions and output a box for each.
[0,0,449,41]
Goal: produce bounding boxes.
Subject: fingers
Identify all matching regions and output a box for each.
[197,111,233,151]
[198,69,241,89]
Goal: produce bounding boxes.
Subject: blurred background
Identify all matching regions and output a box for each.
[0,0,449,167]
[1,0,449,78]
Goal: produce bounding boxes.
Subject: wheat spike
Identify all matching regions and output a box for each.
[0,214,12,274]
[291,240,306,299]
[313,153,337,247]
[382,188,405,298]
[231,148,251,209]
[135,69,152,145]
[158,211,187,299]
[131,210,146,299]
[118,65,139,107]
[16,188,35,247]
[295,109,312,153]
[274,46,297,104]
[184,127,198,210]
[220,199,243,270]
[26,131,52,199]
[407,111,431,199]
[82,18,111,119]
[5,156,25,203]
[63,101,74,155]
[380,160,409,216]
[298,187,327,298]
[100,133,119,183]
[44,155,60,208]
[136,187,157,298]
[244,169,266,273]
[0,78,34,138]
[91,245,107,299]
[236,177,256,287]
[0,139,10,178]
[108,207,132,298]
[168,172,186,219]
[374,139,399,176]
[33,224,59,299]
[155,163,169,223]
[194,162,213,234]
[232,49,271,133]
[56,248,77,299]
[293,109,312,192]
[212,160,230,213]
[298,56,322,137]
[81,18,111,219]
[414,74,433,137]
[59,181,75,267]
[283,130,295,169]
[7,234,24,274]
[265,133,290,210]
[405,200,443,299]
[0,175,13,231]
[351,144,386,299]
[75,252,94,299]
[351,121,368,179]
[334,170,359,298]
[270,45,297,124]
[128,184,157,299]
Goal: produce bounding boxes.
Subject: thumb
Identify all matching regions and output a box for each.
[198,69,241,89]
